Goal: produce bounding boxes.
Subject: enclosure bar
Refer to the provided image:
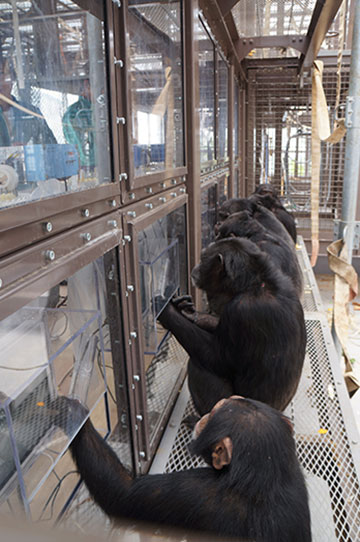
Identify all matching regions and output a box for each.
[338,0,360,260]
[299,0,343,74]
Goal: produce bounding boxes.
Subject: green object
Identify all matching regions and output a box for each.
[62,96,95,167]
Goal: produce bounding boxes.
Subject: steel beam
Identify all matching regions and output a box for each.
[236,35,308,60]
[299,0,343,74]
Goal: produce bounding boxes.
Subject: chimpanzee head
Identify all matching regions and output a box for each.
[216,210,264,240]
[190,396,296,491]
[253,184,278,198]
[191,238,271,314]
[216,198,256,232]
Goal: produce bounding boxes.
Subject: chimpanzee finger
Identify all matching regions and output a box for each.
[172,294,193,307]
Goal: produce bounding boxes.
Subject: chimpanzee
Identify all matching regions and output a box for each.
[216,197,294,246]
[251,184,297,243]
[56,395,311,542]
[157,237,306,415]
[216,210,303,297]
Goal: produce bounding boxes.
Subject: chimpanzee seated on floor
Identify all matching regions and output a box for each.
[250,184,297,243]
[56,395,311,542]
[157,237,306,415]
[216,197,294,245]
[216,210,303,297]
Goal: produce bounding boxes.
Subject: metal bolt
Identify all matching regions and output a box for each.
[139,451,146,459]
[0,279,3,288]
[129,192,135,200]
[171,179,177,185]
[81,208,90,218]
[45,250,56,262]
[119,172,128,181]
[145,203,153,209]
[127,284,134,292]
[179,187,186,193]
[352,440,358,445]
[127,211,136,218]
[133,375,140,382]
[108,220,118,228]
[109,199,117,208]
[146,187,153,194]
[159,196,166,203]
[43,221,53,233]
[112,0,121,6]
[114,57,124,67]
[160,182,166,188]
[130,331,137,339]
[116,116,126,125]
[108,270,114,280]
[136,414,143,421]
[81,232,92,242]
[170,192,177,198]
[124,235,131,242]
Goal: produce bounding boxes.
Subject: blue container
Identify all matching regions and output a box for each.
[23,145,46,182]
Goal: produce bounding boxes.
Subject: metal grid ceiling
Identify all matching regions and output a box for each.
[246,63,350,237]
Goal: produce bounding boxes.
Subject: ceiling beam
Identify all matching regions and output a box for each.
[236,35,308,60]
[299,0,343,74]
[219,0,241,18]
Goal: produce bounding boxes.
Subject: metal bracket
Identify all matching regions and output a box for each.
[114,57,124,67]
[333,219,360,249]
[345,96,360,128]
[112,0,121,7]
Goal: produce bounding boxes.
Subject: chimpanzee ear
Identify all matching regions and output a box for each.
[211,437,233,470]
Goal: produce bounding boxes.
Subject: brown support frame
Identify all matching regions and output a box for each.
[184,0,202,308]
[228,62,235,198]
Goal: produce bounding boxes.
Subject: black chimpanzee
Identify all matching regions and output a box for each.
[157,237,306,415]
[251,184,297,243]
[216,210,303,297]
[216,197,294,245]
[56,395,311,542]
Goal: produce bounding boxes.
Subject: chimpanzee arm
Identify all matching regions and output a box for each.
[171,295,219,332]
[157,301,219,368]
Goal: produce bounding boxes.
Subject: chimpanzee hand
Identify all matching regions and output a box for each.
[53,395,89,437]
[172,295,196,314]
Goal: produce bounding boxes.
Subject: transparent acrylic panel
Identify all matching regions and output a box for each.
[234,80,239,157]
[0,1,111,210]
[198,20,215,170]
[0,254,132,518]
[218,175,229,208]
[138,206,187,442]
[128,1,184,177]
[138,206,187,354]
[201,183,217,249]
[218,54,228,162]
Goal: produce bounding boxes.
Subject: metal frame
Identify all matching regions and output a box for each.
[121,191,189,473]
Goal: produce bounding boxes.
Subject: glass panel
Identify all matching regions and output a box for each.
[0,254,132,519]
[218,175,229,208]
[201,183,217,249]
[218,54,228,162]
[0,1,111,210]
[198,20,215,170]
[128,1,184,177]
[138,206,188,443]
[234,80,239,157]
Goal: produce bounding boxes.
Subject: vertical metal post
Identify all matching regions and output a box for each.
[338,0,360,261]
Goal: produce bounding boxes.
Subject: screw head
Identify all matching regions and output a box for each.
[109,199,117,208]
[108,220,118,228]
[45,250,56,262]
[43,221,53,233]
[82,208,90,218]
[0,279,3,288]
[81,232,92,242]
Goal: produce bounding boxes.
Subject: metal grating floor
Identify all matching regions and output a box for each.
[150,238,360,541]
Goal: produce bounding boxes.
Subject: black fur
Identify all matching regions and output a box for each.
[251,185,297,243]
[216,198,293,245]
[216,210,303,296]
[158,238,306,414]
[57,396,311,542]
